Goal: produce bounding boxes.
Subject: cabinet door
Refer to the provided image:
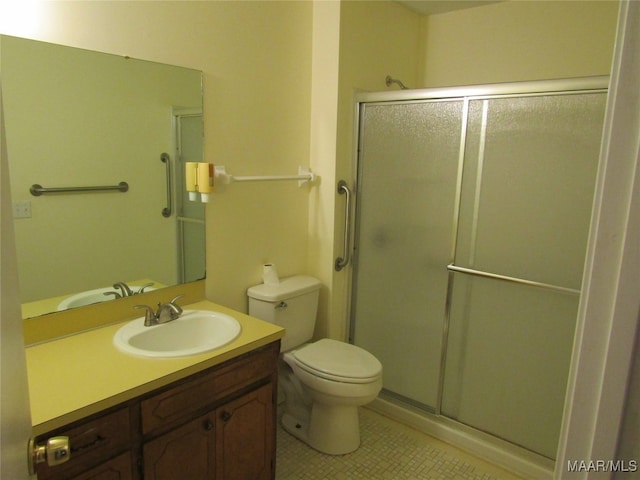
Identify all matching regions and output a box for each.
[216,383,274,480]
[143,413,216,480]
[70,453,133,480]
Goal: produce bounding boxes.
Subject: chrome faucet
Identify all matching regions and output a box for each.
[113,281,154,298]
[135,294,184,327]
[113,282,134,297]
[157,295,184,323]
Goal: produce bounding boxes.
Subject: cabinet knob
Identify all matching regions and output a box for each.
[220,411,232,422]
[203,419,214,431]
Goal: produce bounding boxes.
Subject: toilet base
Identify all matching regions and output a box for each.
[281,403,361,455]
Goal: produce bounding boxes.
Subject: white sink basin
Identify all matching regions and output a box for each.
[57,285,157,310]
[113,310,242,358]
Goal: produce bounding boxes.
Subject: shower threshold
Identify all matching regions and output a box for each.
[368,393,554,480]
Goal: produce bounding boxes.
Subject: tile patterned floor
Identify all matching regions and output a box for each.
[276,408,524,480]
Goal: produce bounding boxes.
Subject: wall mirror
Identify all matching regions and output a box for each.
[1,35,205,319]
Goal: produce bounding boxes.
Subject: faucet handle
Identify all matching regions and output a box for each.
[169,294,184,305]
[134,304,158,326]
[155,295,184,323]
[113,282,133,297]
[168,294,184,315]
[135,282,155,295]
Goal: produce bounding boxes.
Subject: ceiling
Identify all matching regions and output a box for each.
[397,1,503,16]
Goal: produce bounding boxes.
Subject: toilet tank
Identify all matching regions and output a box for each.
[247,275,322,351]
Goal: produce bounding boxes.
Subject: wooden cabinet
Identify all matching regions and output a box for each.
[34,342,279,480]
[143,384,273,480]
[143,412,216,479]
[215,384,273,480]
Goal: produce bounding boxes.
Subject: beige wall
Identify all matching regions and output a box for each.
[308,1,341,340]
[420,1,618,87]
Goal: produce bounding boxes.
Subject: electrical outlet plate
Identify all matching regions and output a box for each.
[12,201,31,218]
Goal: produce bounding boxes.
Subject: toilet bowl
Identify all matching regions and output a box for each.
[247,275,383,455]
[282,339,382,454]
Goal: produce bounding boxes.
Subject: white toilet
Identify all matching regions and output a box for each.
[247,275,382,455]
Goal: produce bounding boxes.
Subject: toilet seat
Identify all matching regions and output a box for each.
[290,339,382,384]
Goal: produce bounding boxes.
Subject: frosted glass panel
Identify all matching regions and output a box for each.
[456,93,606,288]
[351,100,463,409]
[442,274,578,459]
[180,221,205,282]
[176,114,205,283]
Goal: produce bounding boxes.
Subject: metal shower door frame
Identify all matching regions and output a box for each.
[349,75,609,417]
[173,107,206,284]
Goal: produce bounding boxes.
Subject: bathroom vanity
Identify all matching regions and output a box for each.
[25,298,284,480]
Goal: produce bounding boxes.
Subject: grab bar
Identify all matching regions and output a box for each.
[335,180,352,271]
[30,182,128,196]
[161,153,172,217]
[446,264,580,295]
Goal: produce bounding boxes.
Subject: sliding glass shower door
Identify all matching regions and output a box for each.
[443,92,606,458]
[351,99,464,410]
[350,82,607,459]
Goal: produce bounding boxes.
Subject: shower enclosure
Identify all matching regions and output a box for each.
[349,77,607,460]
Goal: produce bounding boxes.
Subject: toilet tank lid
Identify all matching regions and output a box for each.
[247,275,321,301]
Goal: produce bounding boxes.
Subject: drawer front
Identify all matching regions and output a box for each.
[36,408,131,480]
[141,343,278,434]
[71,452,133,480]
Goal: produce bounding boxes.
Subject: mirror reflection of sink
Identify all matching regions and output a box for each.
[57,285,157,310]
[113,310,242,358]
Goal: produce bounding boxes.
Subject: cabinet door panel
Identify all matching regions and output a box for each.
[143,413,216,480]
[71,453,133,480]
[217,383,273,480]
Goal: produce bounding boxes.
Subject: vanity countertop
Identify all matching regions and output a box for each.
[26,299,284,435]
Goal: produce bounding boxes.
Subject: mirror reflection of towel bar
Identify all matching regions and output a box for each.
[30,182,129,196]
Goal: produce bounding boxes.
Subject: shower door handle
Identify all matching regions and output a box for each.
[335,180,352,271]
